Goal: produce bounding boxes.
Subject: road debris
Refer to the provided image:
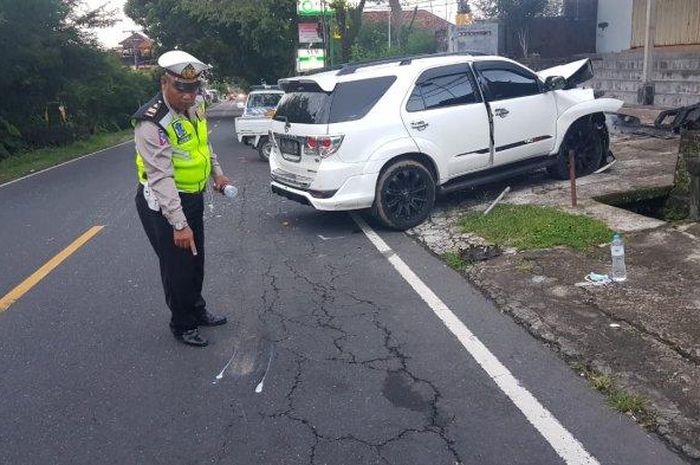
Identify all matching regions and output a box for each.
[655,103,700,133]
[575,272,612,287]
[483,186,511,216]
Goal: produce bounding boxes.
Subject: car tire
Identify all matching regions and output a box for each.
[372,159,436,231]
[257,137,273,162]
[548,116,606,180]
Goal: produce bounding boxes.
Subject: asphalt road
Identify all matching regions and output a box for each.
[0,101,687,465]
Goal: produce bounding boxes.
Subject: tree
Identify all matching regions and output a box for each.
[0,0,154,156]
[125,0,296,86]
[387,0,402,48]
[350,22,436,62]
[474,0,556,57]
[331,0,367,64]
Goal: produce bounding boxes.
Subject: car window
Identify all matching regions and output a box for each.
[477,67,540,101]
[329,76,396,123]
[407,67,477,112]
[274,92,332,124]
[274,76,396,125]
[247,93,283,108]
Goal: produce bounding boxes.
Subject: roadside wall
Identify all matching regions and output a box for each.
[597,0,634,53]
[631,0,700,47]
[449,21,501,55]
[502,17,597,58]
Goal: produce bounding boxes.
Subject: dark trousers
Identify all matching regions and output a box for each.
[135,184,206,332]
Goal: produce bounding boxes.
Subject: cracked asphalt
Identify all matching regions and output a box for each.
[0,102,688,465]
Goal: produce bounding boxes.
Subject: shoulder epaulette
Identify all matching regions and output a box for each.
[132,93,169,126]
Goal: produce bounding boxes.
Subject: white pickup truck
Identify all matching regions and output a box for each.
[235,86,284,161]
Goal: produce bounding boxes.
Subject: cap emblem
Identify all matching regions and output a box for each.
[181,64,197,80]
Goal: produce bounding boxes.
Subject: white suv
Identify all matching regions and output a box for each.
[269,53,622,230]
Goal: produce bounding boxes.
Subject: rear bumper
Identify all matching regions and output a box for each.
[236,133,261,146]
[270,173,376,211]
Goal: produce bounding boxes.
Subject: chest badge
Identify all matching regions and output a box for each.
[172,121,192,144]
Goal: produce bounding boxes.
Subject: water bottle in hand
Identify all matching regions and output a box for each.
[222,184,238,199]
[610,232,627,282]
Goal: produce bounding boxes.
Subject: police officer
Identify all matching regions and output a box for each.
[134,50,230,347]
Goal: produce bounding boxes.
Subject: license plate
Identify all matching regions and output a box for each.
[279,138,300,162]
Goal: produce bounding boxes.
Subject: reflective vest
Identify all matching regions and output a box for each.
[133,95,211,193]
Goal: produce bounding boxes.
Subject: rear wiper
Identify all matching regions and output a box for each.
[278,115,291,132]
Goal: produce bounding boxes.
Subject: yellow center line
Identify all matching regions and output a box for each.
[0,225,104,312]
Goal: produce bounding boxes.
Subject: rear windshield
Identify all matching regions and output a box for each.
[247,93,283,109]
[274,76,396,125]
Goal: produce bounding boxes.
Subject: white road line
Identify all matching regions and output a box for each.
[0,140,132,190]
[351,213,600,465]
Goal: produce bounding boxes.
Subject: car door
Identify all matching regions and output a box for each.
[473,61,557,166]
[400,63,491,179]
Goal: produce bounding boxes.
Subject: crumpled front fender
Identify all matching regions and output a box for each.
[554,98,623,152]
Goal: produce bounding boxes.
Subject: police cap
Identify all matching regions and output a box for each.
[157,50,211,80]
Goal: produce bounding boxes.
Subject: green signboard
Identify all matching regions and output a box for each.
[296,49,325,72]
[297,0,335,16]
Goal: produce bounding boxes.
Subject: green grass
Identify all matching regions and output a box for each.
[442,251,471,272]
[459,204,613,251]
[608,391,649,415]
[0,130,132,184]
[574,364,657,428]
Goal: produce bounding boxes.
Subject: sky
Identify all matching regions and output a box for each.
[84,0,141,49]
[86,0,461,49]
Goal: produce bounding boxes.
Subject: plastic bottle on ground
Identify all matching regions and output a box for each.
[610,232,627,282]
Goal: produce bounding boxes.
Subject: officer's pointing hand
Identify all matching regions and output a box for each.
[174,226,198,256]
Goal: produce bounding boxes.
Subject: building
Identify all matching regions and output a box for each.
[116,32,154,68]
[597,0,700,53]
[591,0,700,106]
[363,10,454,52]
[450,0,599,58]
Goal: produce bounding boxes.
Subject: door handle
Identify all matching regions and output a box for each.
[410,120,429,131]
[494,108,509,118]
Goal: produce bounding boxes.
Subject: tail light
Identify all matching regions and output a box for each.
[303,135,344,158]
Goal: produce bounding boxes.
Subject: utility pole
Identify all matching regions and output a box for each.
[388,10,391,49]
[639,0,656,105]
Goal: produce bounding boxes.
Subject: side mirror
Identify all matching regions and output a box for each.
[236,102,245,109]
[545,75,567,92]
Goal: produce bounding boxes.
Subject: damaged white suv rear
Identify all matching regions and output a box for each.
[269,53,622,230]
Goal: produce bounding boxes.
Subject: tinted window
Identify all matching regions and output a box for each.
[274,76,396,125]
[407,69,477,112]
[274,92,332,124]
[406,92,424,112]
[479,68,540,100]
[247,93,282,109]
[329,76,396,123]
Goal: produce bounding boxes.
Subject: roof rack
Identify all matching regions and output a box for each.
[335,51,487,76]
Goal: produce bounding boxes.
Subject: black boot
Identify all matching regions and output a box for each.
[172,327,208,347]
[195,310,227,327]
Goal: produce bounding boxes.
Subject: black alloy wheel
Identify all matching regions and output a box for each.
[548,116,606,180]
[373,159,436,230]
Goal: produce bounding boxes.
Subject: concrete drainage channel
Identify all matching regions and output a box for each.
[408,130,700,461]
[595,186,681,221]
